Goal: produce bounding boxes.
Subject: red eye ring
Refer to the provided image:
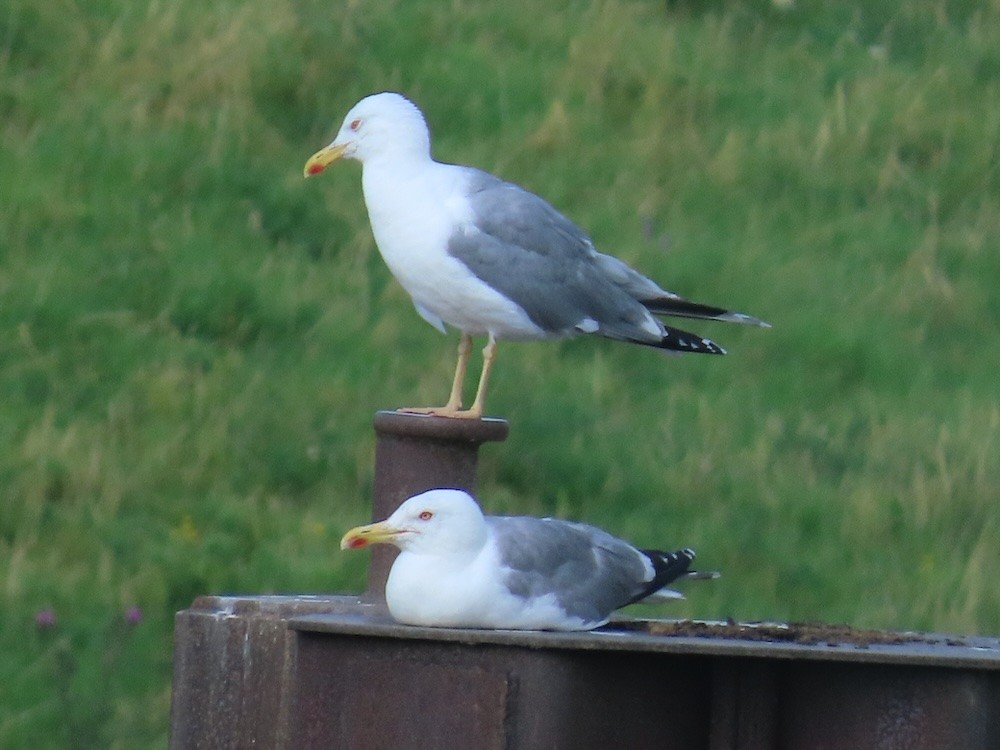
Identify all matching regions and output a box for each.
[418,510,433,521]
[349,118,361,131]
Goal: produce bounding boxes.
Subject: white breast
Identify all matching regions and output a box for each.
[361,161,544,339]
[384,534,592,630]
[385,544,506,627]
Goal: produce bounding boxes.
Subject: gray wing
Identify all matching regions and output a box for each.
[447,170,663,342]
[488,515,652,624]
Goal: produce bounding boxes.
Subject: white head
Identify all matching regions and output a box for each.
[304,92,431,174]
[340,488,488,556]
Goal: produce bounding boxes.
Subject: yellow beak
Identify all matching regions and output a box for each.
[340,520,403,551]
[303,142,349,177]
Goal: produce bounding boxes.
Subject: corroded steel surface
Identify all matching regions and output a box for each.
[171,597,1000,748]
[168,596,370,750]
[290,625,711,750]
[289,610,1000,750]
[291,611,1000,672]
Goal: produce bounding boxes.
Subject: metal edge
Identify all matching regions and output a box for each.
[288,610,1000,671]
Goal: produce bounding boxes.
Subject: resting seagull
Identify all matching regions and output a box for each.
[340,488,715,631]
[305,92,768,419]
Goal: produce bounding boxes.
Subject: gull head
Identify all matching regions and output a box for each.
[304,92,431,176]
[340,488,488,556]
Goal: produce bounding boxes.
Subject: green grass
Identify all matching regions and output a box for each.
[2,0,999,745]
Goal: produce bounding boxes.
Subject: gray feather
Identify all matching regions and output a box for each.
[448,170,663,343]
[488,515,652,624]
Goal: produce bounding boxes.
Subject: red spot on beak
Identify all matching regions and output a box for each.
[347,536,368,549]
[306,162,325,176]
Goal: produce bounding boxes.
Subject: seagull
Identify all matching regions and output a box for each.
[340,488,715,631]
[305,92,768,419]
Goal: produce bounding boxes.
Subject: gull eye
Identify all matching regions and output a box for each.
[418,510,433,521]
[349,118,361,131]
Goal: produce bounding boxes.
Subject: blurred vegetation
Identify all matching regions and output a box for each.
[2,0,999,746]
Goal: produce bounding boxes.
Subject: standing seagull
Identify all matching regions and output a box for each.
[341,488,715,631]
[305,92,768,419]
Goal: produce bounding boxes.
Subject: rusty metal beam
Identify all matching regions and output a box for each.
[288,611,1000,750]
[171,596,1000,749]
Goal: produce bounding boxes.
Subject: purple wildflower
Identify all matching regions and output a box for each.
[124,606,143,625]
[35,608,57,630]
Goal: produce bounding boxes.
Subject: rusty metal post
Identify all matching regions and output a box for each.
[368,411,509,602]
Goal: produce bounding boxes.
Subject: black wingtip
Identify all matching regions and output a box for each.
[625,546,723,605]
[656,326,727,355]
[626,547,697,606]
[644,548,696,583]
[644,297,769,328]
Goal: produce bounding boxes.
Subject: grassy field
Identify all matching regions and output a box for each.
[2,0,999,745]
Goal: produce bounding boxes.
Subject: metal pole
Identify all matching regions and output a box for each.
[368,411,509,602]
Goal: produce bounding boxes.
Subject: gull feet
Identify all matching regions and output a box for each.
[396,405,484,420]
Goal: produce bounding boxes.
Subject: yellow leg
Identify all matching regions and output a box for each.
[443,333,472,411]
[465,334,497,419]
[398,333,486,419]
